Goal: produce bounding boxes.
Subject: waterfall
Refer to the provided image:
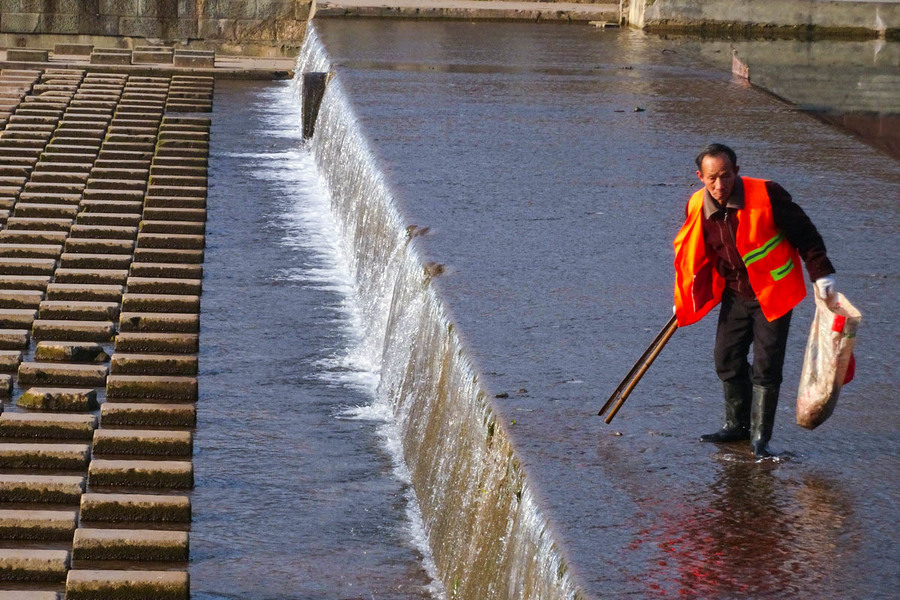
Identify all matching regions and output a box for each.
[296,25,582,600]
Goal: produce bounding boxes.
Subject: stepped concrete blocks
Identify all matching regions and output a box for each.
[59,253,133,270]
[13,203,79,219]
[110,354,197,376]
[128,263,202,280]
[0,290,44,309]
[0,549,69,583]
[75,213,144,229]
[0,474,84,503]
[17,388,99,412]
[144,196,206,210]
[45,283,124,303]
[136,233,205,250]
[78,200,144,215]
[64,238,135,254]
[0,350,22,372]
[0,509,77,541]
[0,230,68,245]
[17,362,108,387]
[38,301,120,321]
[141,207,206,222]
[79,493,191,524]
[31,319,116,343]
[66,569,189,600]
[0,443,91,470]
[72,528,189,562]
[0,373,10,397]
[0,329,30,350]
[138,220,205,236]
[100,403,196,428]
[114,333,198,354]
[106,375,197,402]
[0,275,52,291]
[92,429,192,458]
[132,248,203,264]
[0,258,57,276]
[0,244,62,259]
[0,308,38,328]
[125,278,201,296]
[121,294,200,314]
[34,341,109,363]
[69,225,138,240]
[52,268,129,285]
[0,413,96,440]
[88,459,194,489]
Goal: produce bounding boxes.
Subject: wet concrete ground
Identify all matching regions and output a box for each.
[314,20,900,599]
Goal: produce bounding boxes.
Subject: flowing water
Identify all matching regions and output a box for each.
[295,19,900,600]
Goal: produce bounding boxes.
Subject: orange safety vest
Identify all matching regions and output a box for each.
[673,177,806,327]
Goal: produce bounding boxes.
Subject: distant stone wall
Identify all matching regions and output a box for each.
[0,0,314,51]
[626,0,900,38]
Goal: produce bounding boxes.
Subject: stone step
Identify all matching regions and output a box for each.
[69,224,137,240]
[0,413,96,440]
[5,217,72,231]
[141,221,206,236]
[92,429,192,458]
[141,207,205,222]
[52,268,128,285]
[118,312,198,334]
[37,152,94,165]
[144,196,205,210]
[0,244,62,260]
[34,341,109,363]
[12,203,79,219]
[82,188,145,202]
[127,263,201,280]
[0,509,77,541]
[0,350,22,372]
[0,329,30,350]
[65,569,188,600]
[135,233,204,250]
[0,230,68,244]
[32,320,115,343]
[0,290,44,309]
[0,549,69,583]
[0,309,37,328]
[18,362,108,387]
[38,301,119,321]
[132,248,203,264]
[123,277,201,296]
[64,238,134,255]
[72,528,189,562]
[88,459,193,489]
[106,375,197,402]
[110,354,197,376]
[58,253,132,270]
[100,403,196,428]
[0,442,91,470]
[78,199,143,214]
[17,387,99,412]
[149,165,206,178]
[0,258,56,276]
[75,212,142,227]
[121,294,199,314]
[17,192,83,206]
[113,332,196,354]
[0,474,84,503]
[21,182,85,195]
[79,492,190,524]
[45,283,123,303]
[88,168,148,181]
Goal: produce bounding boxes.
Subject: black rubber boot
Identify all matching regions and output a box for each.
[750,385,780,458]
[700,380,751,442]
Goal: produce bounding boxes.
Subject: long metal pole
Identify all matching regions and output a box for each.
[598,315,678,417]
[604,318,678,424]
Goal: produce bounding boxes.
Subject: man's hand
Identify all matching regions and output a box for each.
[815,275,836,300]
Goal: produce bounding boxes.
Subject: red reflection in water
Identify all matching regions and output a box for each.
[812,112,900,162]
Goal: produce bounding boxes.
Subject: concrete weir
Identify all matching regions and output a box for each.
[0,62,210,598]
[299,28,580,599]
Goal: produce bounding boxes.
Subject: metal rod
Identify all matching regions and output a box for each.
[604,318,678,424]
[598,315,678,417]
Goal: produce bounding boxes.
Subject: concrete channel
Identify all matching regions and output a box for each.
[0,52,213,599]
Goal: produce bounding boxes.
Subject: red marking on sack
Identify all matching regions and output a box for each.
[843,352,856,385]
[832,315,846,333]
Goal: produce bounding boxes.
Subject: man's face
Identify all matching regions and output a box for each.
[697,153,739,203]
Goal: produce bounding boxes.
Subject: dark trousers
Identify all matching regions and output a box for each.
[714,290,792,388]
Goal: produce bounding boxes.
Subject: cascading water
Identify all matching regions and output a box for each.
[296,25,582,600]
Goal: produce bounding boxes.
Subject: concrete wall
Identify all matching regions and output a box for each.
[626,0,900,38]
[0,0,314,53]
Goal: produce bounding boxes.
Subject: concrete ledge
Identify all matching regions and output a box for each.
[33,341,110,363]
[0,509,77,541]
[65,569,188,600]
[92,429,193,458]
[114,332,198,353]
[100,403,196,428]
[17,387,100,412]
[0,413,96,440]
[18,362,108,387]
[88,459,194,489]
[0,474,84,503]
[0,549,69,583]
[79,493,191,524]
[0,442,91,470]
[118,312,200,333]
[110,353,198,376]
[72,528,189,562]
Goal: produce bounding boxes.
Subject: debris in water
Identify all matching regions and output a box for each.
[633,107,646,112]
[495,392,509,398]
[424,262,445,277]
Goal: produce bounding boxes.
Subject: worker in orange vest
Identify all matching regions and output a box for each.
[673,144,836,458]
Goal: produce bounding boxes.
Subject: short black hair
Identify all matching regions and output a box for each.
[696,143,737,170]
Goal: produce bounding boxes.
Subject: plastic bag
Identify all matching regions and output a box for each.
[796,292,861,429]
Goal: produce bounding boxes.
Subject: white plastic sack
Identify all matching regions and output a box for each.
[796,292,861,429]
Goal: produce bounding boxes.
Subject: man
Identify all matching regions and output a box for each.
[673,144,835,458]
